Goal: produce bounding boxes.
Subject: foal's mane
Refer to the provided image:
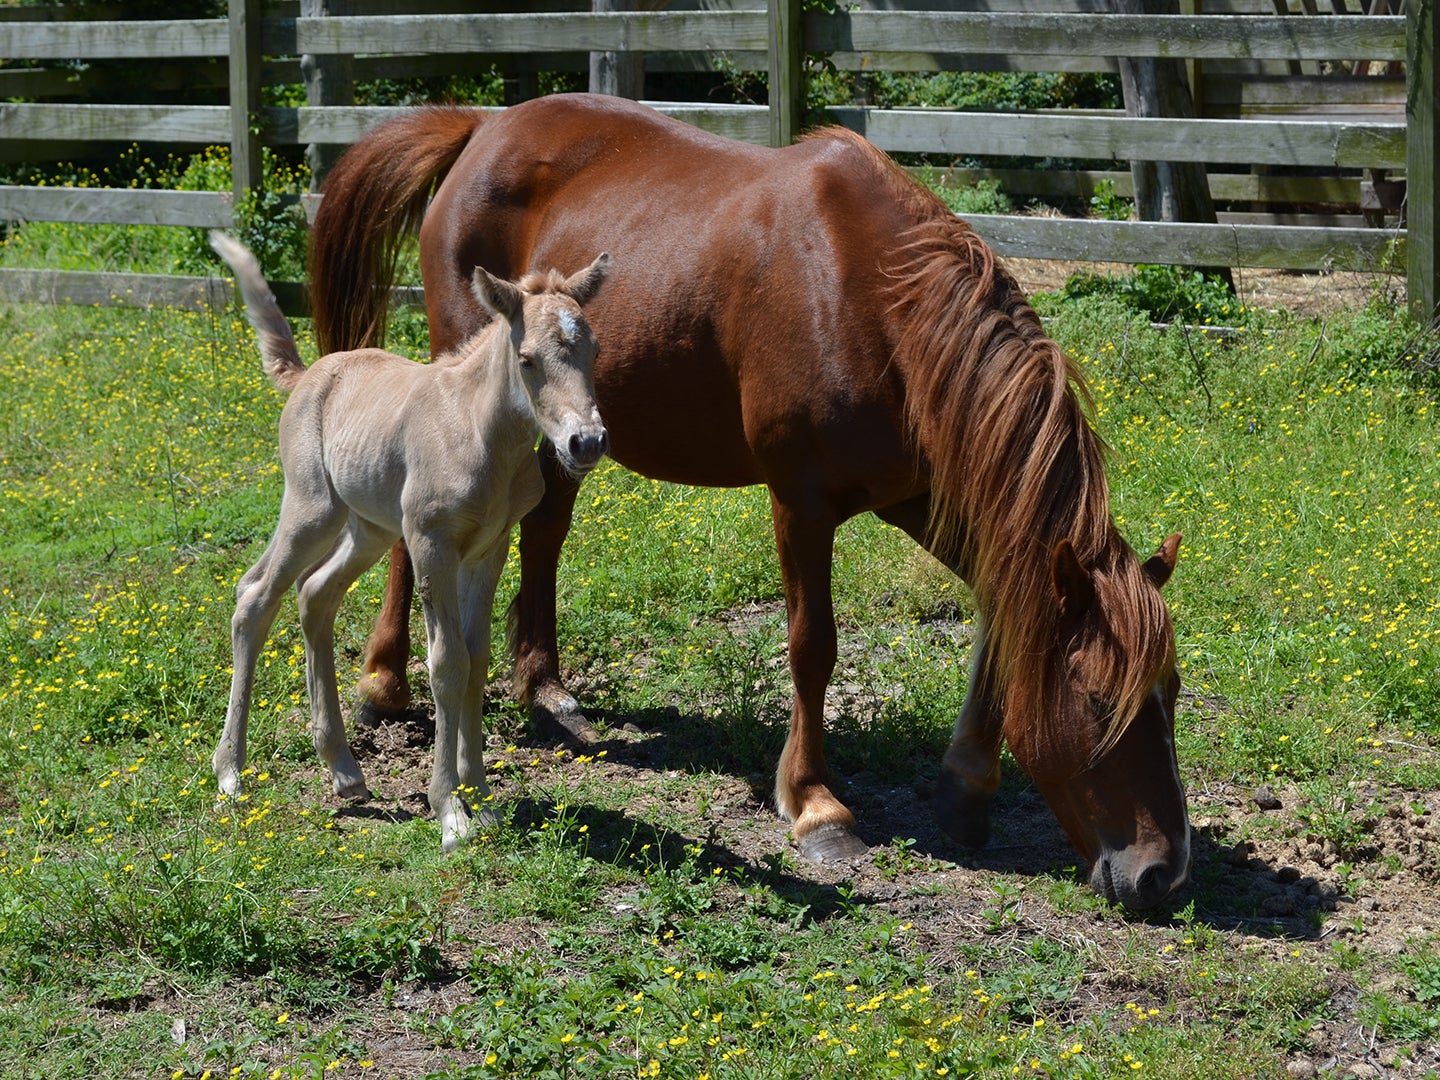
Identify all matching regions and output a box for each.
[815,128,1171,750]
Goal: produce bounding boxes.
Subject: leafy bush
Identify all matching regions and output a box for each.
[919,172,1013,216]
[1051,264,1238,325]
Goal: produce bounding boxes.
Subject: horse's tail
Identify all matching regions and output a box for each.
[309,105,486,355]
[210,231,307,393]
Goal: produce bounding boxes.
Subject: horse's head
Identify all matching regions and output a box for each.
[1006,532,1189,911]
[470,253,612,475]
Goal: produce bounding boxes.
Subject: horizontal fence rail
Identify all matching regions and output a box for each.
[0,1,1433,317]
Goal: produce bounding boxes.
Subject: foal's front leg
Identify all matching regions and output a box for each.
[456,544,508,808]
[410,535,476,853]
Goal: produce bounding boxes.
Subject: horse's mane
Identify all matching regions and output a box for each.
[815,128,1173,753]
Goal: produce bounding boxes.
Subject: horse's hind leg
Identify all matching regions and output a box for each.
[769,494,868,863]
[510,441,594,742]
[934,619,1003,848]
[355,540,416,725]
[297,518,395,799]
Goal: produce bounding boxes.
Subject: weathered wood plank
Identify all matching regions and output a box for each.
[805,12,1405,61]
[0,186,234,228]
[0,20,228,60]
[260,102,770,145]
[920,166,1361,204]
[0,268,424,317]
[231,0,263,199]
[0,103,229,143]
[962,213,1403,270]
[281,11,769,55]
[825,108,1407,169]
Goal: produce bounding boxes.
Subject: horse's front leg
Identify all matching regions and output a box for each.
[354,540,416,725]
[410,536,473,853]
[510,441,594,741]
[934,618,1003,848]
[770,494,868,863]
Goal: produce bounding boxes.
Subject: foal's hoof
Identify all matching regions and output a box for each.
[796,823,870,864]
[530,692,601,746]
[933,775,992,849]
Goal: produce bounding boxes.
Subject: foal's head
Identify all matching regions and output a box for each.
[470,253,611,475]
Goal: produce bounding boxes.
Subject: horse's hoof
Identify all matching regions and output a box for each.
[354,699,402,729]
[530,697,601,746]
[796,822,869,864]
[933,775,992,849]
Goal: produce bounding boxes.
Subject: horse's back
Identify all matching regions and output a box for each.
[421,94,937,506]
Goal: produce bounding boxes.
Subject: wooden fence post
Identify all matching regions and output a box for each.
[302,0,354,191]
[228,0,263,206]
[590,0,645,99]
[1408,0,1439,324]
[768,0,802,147]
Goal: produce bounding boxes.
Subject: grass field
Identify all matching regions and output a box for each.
[2,208,1440,1078]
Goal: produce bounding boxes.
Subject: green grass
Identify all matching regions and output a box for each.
[3,199,1440,1077]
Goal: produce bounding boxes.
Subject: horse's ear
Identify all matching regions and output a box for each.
[1051,539,1094,620]
[564,252,611,307]
[471,266,523,323]
[1143,532,1182,588]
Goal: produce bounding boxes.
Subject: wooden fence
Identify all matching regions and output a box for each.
[1,0,1436,320]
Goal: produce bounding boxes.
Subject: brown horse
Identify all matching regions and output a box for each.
[309,93,1190,909]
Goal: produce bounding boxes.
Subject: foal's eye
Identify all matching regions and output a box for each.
[518,351,537,367]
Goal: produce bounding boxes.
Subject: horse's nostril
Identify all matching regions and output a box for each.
[1132,862,1171,908]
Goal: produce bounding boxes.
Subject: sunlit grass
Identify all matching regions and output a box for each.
[2,259,1438,1076]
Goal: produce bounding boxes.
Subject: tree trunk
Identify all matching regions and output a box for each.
[301,0,353,192]
[1102,0,1234,288]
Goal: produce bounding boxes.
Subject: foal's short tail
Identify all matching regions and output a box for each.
[209,231,307,393]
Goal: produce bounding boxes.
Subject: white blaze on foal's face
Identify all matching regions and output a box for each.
[514,297,603,462]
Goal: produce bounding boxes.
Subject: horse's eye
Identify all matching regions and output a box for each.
[519,351,537,367]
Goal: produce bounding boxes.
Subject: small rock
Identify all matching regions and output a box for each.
[1346,1064,1380,1079]
[1255,785,1283,811]
[1284,1058,1317,1079]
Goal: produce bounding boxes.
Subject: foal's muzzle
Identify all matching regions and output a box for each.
[565,426,608,471]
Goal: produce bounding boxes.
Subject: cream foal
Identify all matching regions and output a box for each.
[209,231,609,851]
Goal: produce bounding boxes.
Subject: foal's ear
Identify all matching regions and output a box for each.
[470,266,524,323]
[1051,539,1094,621]
[1143,532,1182,588]
[563,252,611,307]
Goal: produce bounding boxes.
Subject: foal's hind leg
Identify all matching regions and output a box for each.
[297,517,396,799]
[934,619,1003,849]
[215,494,346,795]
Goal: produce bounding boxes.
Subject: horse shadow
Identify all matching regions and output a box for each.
[355,701,1346,938]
